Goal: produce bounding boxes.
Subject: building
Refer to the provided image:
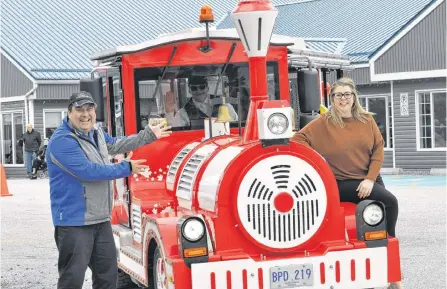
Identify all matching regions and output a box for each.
[0,0,346,178]
[218,0,446,173]
[1,0,445,177]
[1,0,243,177]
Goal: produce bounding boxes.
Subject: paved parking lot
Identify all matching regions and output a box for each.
[1,176,446,289]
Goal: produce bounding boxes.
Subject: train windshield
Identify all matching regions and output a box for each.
[134,62,280,132]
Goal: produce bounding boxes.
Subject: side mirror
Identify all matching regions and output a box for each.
[80,78,105,122]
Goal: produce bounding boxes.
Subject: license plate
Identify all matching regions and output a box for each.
[269,264,314,288]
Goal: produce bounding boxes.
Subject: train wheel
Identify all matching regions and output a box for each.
[153,247,167,289]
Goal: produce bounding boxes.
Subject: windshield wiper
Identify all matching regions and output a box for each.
[208,42,237,138]
[151,46,178,101]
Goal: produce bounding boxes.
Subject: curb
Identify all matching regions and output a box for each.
[380,168,446,176]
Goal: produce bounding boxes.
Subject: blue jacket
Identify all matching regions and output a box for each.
[46,117,157,226]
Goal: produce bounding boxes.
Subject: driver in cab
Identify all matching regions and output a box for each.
[164,75,238,127]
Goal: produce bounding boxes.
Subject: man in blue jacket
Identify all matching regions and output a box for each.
[46,91,171,289]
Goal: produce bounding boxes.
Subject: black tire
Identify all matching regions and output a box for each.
[152,247,161,289]
[117,268,136,289]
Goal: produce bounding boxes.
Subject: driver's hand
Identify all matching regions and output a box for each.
[164,91,176,114]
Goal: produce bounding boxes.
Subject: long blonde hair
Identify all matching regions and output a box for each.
[325,77,373,128]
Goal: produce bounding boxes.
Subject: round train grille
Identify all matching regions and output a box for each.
[237,155,327,249]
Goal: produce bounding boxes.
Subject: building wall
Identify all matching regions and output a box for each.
[33,100,67,140]
[357,83,391,96]
[382,151,394,168]
[346,67,371,85]
[1,100,25,111]
[1,53,33,97]
[323,67,372,86]
[393,77,446,169]
[375,1,446,74]
[36,84,80,99]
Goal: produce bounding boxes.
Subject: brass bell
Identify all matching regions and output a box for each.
[291,109,296,131]
[215,104,232,123]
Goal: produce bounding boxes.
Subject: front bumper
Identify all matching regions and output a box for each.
[191,247,390,289]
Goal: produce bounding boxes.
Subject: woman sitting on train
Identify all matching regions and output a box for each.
[291,77,402,289]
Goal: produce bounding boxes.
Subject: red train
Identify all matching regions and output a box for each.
[80,1,402,288]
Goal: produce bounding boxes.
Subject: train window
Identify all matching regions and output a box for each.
[134,62,280,132]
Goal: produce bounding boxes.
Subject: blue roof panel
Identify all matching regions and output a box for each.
[305,39,346,53]
[1,0,302,80]
[1,0,434,79]
[1,0,242,80]
[218,0,434,63]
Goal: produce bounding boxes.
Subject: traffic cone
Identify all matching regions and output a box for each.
[0,164,13,197]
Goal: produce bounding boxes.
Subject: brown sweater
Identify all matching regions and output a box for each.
[291,114,384,181]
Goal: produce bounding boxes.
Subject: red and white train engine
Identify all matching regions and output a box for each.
[82,1,402,288]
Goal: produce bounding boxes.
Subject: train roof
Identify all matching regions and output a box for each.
[91,28,302,60]
[91,28,352,71]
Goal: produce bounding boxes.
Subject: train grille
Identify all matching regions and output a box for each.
[237,155,327,249]
[166,142,199,190]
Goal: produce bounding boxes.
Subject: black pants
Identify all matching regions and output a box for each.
[54,221,117,289]
[337,175,399,237]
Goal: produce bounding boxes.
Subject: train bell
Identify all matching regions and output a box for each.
[215,104,232,123]
[291,109,296,131]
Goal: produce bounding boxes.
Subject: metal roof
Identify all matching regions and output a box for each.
[1,0,434,80]
[1,0,352,80]
[1,0,242,80]
[303,38,346,54]
[218,0,434,63]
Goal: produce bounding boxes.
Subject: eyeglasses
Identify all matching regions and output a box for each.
[190,84,207,91]
[332,92,354,99]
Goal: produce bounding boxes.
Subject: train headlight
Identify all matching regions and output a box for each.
[355,200,387,246]
[362,203,384,226]
[257,100,294,141]
[267,113,289,135]
[182,218,205,242]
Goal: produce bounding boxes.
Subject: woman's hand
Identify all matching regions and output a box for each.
[357,179,374,199]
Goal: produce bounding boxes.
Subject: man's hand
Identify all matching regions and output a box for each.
[149,122,172,139]
[125,152,148,174]
[357,179,374,199]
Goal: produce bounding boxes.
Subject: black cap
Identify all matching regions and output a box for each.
[188,75,208,86]
[68,91,96,108]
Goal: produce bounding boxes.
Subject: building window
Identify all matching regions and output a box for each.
[44,110,66,140]
[416,90,446,149]
[359,96,393,149]
[1,111,24,165]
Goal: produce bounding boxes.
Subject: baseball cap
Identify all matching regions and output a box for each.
[68,91,96,108]
[188,75,208,86]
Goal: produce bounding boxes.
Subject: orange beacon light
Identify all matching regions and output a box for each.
[200,5,214,23]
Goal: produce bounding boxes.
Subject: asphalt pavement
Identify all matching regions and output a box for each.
[1,176,446,289]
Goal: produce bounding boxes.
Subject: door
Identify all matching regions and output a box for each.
[108,71,131,228]
[1,111,24,166]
